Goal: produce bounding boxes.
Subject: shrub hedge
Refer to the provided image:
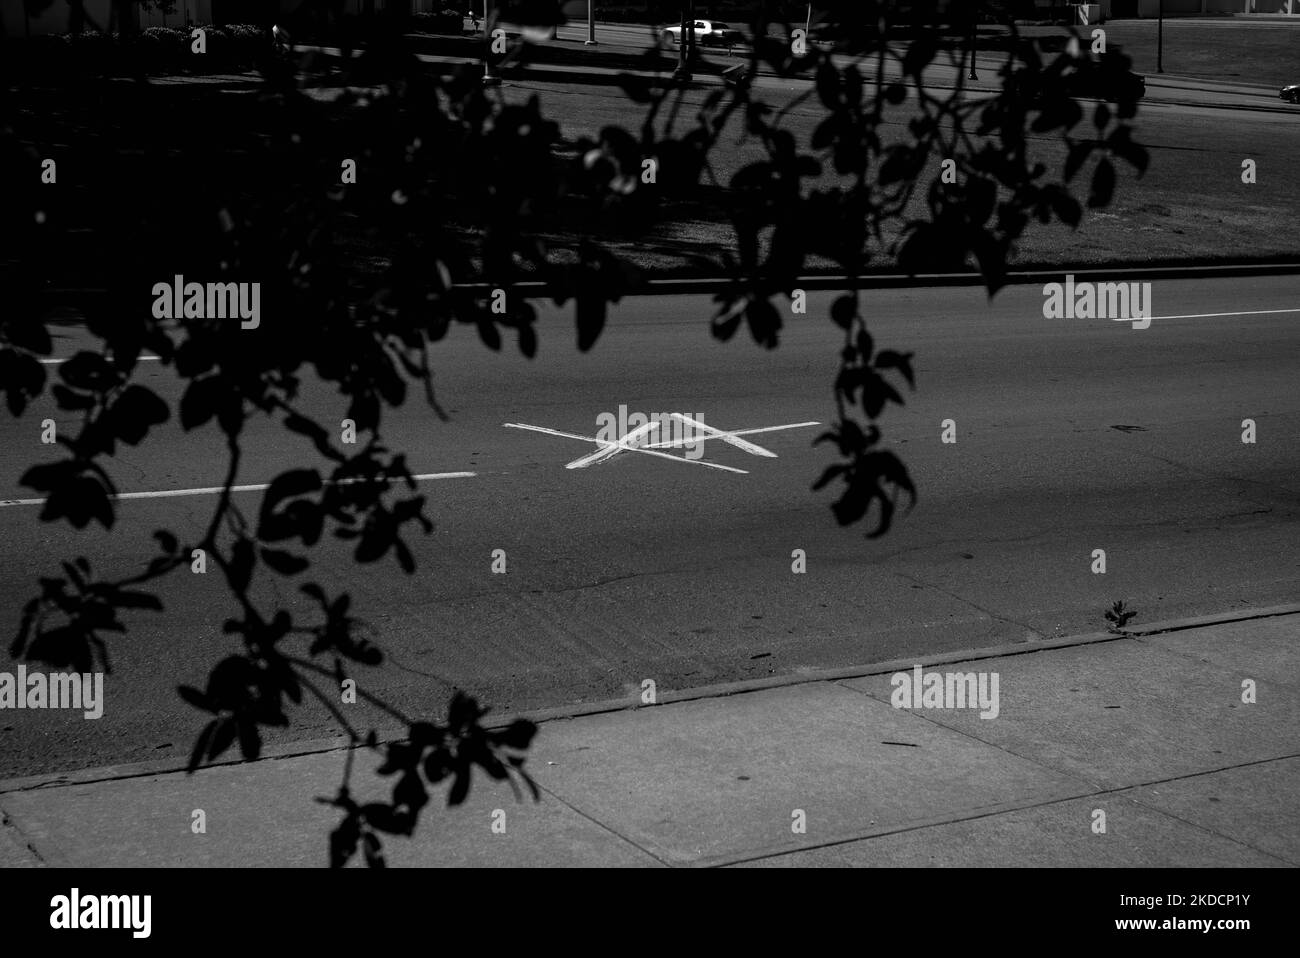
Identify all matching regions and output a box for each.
[11,24,271,77]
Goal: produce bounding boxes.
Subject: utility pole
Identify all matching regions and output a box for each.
[686,0,696,67]
[586,0,597,45]
[968,15,978,80]
[1157,0,1165,73]
[483,0,501,85]
[672,1,693,82]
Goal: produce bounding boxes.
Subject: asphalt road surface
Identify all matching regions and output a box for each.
[2,275,1298,778]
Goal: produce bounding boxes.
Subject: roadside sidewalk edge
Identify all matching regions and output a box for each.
[2,602,1296,796]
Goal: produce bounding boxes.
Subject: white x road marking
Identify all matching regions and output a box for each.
[567,420,662,469]
[503,415,820,474]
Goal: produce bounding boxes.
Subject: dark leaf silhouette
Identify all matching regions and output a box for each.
[1089,158,1116,208]
[2,0,1149,865]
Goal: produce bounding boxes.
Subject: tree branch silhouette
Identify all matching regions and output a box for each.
[2,0,1146,865]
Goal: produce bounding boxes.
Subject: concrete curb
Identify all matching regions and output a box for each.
[452,261,1300,297]
[2,602,1296,797]
[312,37,1300,114]
[708,752,1300,869]
[1121,602,1300,637]
[1145,74,1281,94]
[42,261,1300,309]
[421,53,1300,114]
[1144,95,1300,115]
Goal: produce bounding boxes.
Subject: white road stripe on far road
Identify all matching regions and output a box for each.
[1150,308,1300,321]
[39,355,163,365]
[0,472,477,507]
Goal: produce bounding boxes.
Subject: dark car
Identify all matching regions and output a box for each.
[1281,84,1300,104]
[1065,54,1146,103]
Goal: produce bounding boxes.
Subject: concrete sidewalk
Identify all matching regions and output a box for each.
[2,610,1297,868]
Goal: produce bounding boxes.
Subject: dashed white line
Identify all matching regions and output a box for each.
[1151,307,1300,321]
[38,355,163,365]
[0,472,477,507]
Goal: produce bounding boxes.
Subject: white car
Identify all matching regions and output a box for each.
[661,20,744,49]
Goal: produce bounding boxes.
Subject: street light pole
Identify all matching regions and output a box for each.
[686,0,696,65]
[1157,0,1164,73]
[586,0,597,45]
[672,1,692,81]
[968,16,978,80]
[483,0,501,85]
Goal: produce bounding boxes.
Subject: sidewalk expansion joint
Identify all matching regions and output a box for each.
[705,752,1300,869]
[1118,760,1300,868]
[532,781,672,868]
[0,806,48,867]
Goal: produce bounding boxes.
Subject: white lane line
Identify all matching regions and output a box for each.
[1150,307,1300,321]
[502,423,594,443]
[580,441,748,473]
[0,472,477,507]
[39,355,163,365]
[642,421,821,450]
[566,420,661,469]
[504,416,824,472]
[671,413,777,458]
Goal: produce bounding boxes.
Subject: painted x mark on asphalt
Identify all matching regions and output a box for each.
[503,413,820,474]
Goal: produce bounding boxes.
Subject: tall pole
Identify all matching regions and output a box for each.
[686,0,696,65]
[1157,0,1164,73]
[586,0,597,45]
[483,0,500,85]
[967,16,978,80]
[672,2,691,81]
